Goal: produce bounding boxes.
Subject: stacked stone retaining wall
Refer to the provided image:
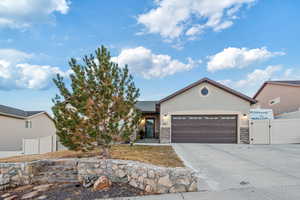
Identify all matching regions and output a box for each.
[0,158,198,194]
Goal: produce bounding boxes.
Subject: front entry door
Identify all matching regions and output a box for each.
[145,118,155,138]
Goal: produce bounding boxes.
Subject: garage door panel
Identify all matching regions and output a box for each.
[172,135,236,139]
[172,137,236,143]
[172,119,236,123]
[172,126,236,132]
[172,123,236,127]
[172,126,236,131]
[171,115,237,143]
[172,131,236,136]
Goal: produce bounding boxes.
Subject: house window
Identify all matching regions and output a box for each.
[269,97,280,106]
[201,87,209,96]
[25,120,32,128]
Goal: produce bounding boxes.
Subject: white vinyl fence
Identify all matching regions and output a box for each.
[250,118,300,144]
[23,135,57,155]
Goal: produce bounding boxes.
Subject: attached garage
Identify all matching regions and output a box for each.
[171,115,237,143]
[156,78,257,144]
[137,78,257,144]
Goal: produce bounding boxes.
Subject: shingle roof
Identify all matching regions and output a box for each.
[135,101,158,113]
[269,80,300,85]
[0,104,44,118]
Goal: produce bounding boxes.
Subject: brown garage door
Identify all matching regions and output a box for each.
[171,115,237,143]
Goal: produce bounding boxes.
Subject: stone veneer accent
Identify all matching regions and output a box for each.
[0,158,198,194]
[160,127,171,143]
[240,127,250,144]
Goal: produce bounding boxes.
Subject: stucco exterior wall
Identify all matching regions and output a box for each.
[160,82,251,143]
[0,114,56,151]
[276,110,300,119]
[255,84,300,115]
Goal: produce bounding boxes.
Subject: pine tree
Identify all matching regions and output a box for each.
[52,46,141,158]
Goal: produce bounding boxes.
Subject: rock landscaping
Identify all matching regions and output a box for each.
[0,157,198,199]
[78,158,198,194]
[0,182,144,200]
[93,176,112,191]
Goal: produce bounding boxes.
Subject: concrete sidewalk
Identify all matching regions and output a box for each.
[103,184,300,200]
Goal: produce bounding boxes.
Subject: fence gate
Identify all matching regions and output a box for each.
[23,135,57,155]
[249,120,270,144]
[270,119,300,144]
[22,139,39,155]
[250,119,300,144]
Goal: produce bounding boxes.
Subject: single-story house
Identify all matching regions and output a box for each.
[253,80,300,117]
[0,104,56,151]
[136,78,257,144]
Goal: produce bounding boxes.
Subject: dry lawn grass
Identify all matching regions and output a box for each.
[0,145,184,167]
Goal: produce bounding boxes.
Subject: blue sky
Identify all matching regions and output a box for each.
[0,0,299,113]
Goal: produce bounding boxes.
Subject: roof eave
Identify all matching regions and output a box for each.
[253,81,300,99]
[158,77,257,105]
[0,112,26,119]
[0,111,49,120]
[26,111,48,119]
[253,82,268,99]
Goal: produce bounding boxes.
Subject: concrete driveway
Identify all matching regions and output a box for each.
[0,151,22,158]
[171,144,300,199]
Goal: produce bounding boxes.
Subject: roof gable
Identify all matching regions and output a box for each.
[159,77,257,104]
[0,104,45,119]
[253,80,300,99]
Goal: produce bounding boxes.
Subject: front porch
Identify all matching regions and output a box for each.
[138,113,160,140]
[135,138,160,144]
[135,101,160,141]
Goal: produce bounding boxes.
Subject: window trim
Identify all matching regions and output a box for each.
[25,120,32,128]
[269,97,280,106]
[200,86,209,97]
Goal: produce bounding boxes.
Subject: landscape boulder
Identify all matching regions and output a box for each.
[82,175,98,188]
[93,176,112,191]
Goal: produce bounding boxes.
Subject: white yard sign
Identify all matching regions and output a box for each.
[250,109,274,120]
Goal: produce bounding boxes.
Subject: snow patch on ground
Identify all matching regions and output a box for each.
[0,151,22,158]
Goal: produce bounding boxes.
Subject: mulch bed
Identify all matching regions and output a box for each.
[0,182,146,200]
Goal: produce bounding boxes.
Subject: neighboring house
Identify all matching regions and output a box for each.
[253,80,300,117]
[0,104,56,151]
[136,77,257,144]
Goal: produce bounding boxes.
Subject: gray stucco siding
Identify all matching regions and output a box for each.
[159,82,251,143]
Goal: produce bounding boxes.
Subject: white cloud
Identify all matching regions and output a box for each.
[0,49,70,90]
[213,20,233,31]
[234,65,281,88]
[207,47,285,72]
[186,24,205,36]
[220,65,300,96]
[280,68,300,80]
[0,0,70,29]
[112,47,200,79]
[0,49,33,62]
[137,0,256,41]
